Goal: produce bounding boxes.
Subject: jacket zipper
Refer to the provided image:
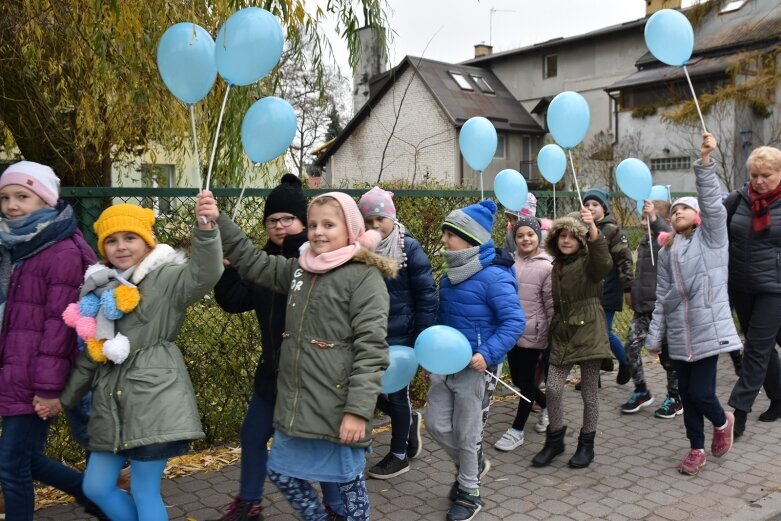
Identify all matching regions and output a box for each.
[671,237,694,360]
[290,274,317,431]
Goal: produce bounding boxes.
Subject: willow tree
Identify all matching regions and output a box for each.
[0,0,387,186]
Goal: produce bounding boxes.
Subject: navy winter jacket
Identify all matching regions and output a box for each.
[385,233,437,346]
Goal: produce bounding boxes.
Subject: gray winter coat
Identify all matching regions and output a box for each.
[631,216,672,314]
[647,160,741,361]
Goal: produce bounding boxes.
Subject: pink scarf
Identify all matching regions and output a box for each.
[298,243,362,274]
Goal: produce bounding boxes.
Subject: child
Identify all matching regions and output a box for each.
[532,207,612,469]
[502,193,538,253]
[621,200,683,418]
[494,215,554,452]
[582,187,635,384]
[212,174,344,520]
[0,162,98,521]
[204,191,394,521]
[424,200,524,521]
[647,132,741,476]
[58,199,224,520]
[359,187,437,480]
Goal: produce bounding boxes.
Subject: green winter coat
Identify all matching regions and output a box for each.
[217,214,394,448]
[60,228,223,453]
[545,216,613,366]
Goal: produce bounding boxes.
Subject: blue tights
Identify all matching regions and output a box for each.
[83,452,168,521]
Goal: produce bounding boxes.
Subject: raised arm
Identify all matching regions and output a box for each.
[695,132,729,248]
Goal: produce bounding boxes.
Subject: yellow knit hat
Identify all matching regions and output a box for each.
[94,204,156,258]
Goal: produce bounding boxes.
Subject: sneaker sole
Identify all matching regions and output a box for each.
[534,424,548,433]
[366,465,410,480]
[678,462,705,476]
[655,407,683,419]
[494,439,524,451]
[407,411,423,459]
[621,397,655,414]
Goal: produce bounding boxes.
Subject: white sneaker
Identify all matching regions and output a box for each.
[535,409,549,433]
[494,428,524,451]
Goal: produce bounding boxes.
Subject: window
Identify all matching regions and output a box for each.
[543,54,557,79]
[470,74,495,94]
[140,163,176,214]
[494,135,506,159]
[449,71,473,91]
[650,157,691,171]
[720,0,747,13]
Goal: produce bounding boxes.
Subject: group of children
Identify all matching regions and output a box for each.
[0,131,743,521]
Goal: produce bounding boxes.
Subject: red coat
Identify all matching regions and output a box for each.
[0,230,96,416]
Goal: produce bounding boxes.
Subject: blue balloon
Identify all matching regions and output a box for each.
[546,92,590,150]
[537,144,567,184]
[241,97,297,163]
[381,345,419,394]
[459,117,497,171]
[414,326,472,376]
[157,23,217,104]
[636,199,645,216]
[493,169,528,212]
[649,184,671,202]
[215,8,284,86]
[616,158,653,201]
[644,9,694,66]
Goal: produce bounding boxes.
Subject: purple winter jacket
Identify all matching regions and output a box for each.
[0,230,96,416]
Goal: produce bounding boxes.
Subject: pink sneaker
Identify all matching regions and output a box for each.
[678,449,706,475]
[712,411,735,457]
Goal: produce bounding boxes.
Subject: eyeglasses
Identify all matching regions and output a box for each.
[265,215,297,228]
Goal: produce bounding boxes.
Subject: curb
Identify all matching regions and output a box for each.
[721,491,781,521]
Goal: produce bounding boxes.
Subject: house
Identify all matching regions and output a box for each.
[606,0,781,191]
[314,55,545,188]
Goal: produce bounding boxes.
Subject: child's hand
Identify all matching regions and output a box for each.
[339,413,366,444]
[580,206,599,240]
[701,132,717,165]
[33,396,62,420]
[470,353,487,373]
[196,190,219,229]
[642,201,656,222]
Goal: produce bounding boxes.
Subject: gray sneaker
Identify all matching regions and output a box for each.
[535,409,549,433]
[494,429,524,451]
[367,452,409,480]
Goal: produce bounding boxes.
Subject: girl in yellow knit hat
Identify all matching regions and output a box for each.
[56,199,223,521]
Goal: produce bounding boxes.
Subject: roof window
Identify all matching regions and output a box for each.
[449,71,473,91]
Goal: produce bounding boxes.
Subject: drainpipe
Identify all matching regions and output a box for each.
[607,90,620,146]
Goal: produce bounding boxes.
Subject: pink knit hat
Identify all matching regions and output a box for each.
[0,161,60,206]
[311,192,381,250]
[358,187,396,220]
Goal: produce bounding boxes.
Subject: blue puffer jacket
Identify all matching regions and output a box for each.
[438,249,525,366]
[386,233,438,346]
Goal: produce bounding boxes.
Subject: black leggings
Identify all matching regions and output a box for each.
[506,346,547,431]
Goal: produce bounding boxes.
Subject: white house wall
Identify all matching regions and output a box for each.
[327,68,458,186]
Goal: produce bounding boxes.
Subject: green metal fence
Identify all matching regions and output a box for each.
[46,187,662,465]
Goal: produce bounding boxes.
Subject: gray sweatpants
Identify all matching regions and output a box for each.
[424,365,496,493]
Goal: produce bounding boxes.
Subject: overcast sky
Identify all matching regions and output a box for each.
[321,0,697,75]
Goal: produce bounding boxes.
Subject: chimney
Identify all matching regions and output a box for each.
[352,26,387,116]
[646,0,682,16]
[474,43,493,59]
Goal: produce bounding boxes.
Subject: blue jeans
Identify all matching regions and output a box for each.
[0,414,85,521]
[376,387,411,455]
[604,310,628,364]
[241,392,344,514]
[673,356,727,449]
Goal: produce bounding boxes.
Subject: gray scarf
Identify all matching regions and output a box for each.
[443,245,483,285]
[375,222,406,267]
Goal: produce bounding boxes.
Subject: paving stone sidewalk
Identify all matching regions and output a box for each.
[37,354,781,520]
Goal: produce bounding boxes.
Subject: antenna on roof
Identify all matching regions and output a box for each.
[489,8,516,46]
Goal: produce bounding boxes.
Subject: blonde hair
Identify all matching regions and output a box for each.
[309,195,343,213]
[747,146,781,174]
[653,200,671,220]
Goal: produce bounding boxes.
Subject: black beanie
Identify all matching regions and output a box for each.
[263,173,307,225]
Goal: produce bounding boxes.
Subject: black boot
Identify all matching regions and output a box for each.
[734,409,747,438]
[531,426,566,467]
[759,401,781,422]
[568,430,596,468]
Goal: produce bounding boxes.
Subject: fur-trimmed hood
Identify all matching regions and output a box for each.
[545,216,589,258]
[131,244,187,284]
[353,247,399,278]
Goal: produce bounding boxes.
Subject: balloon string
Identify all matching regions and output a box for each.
[190,104,203,192]
[232,165,252,221]
[479,170,484,200]
[553,183,557,220]
[485,370,531,403]
[647,216,655,266]
[683,66,707,134]
[567,150,584,206]
[205,84,232,191]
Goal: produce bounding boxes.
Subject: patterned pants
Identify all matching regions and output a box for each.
[627,312,679,397]
[547,360,601,433]
[268,470,369,521]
